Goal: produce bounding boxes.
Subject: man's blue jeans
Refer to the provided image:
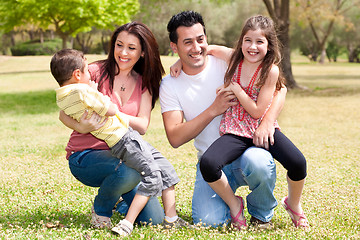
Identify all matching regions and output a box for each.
[192,147,277,226]
[68,149,164,224]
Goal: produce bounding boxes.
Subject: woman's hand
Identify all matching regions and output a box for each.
[78,111,106,133]
[59,110,106,133]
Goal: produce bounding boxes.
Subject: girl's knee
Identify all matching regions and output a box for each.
[199,155,219,182]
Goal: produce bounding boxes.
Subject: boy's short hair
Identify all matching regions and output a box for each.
[50,49,85,86]
[167,10,206,44]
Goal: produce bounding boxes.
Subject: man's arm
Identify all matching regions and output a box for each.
[162,90,236,148]
[253,85,287,149]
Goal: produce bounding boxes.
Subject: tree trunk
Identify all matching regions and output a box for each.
[263,0,298,89]
[278,24,298,88]
[319,48,326,64]
[61,35,68,49]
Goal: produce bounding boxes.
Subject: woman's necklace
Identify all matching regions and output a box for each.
[120,76,131,91]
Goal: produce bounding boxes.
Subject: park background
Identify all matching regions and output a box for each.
[0,0,359,239]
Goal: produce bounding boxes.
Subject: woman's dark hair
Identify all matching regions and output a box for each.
[225,15,285,90]
[96,21,164,108]
[167,10,206,43]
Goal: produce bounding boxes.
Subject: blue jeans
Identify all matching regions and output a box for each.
[68,149,165,224]
[192,147,277,226]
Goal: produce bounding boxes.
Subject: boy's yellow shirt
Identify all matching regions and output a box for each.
[56,83,129,147]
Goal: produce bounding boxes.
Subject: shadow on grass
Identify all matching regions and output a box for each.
[0,70,50,75]
[0,90,58,115]
[296,75,360,81]
[0,209,90,229]
[290,85,360,97]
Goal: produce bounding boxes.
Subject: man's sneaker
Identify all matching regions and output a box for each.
[111,219,133,237]
[250,216,273,230]
[163,217,192,229]
[90,205,112,229]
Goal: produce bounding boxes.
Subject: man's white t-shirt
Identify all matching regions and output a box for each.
[159,56,228,157]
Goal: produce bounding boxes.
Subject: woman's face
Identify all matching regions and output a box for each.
[114,31,144,73]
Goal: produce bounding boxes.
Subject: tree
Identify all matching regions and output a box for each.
[294,0,360,64]
[0,0,139,49]
[263,0,298,88]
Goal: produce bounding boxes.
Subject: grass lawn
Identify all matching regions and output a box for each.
[0,54,359,239]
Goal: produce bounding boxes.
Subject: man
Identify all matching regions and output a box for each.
[159,11,286,229]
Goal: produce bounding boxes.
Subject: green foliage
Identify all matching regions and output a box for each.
[0,0,140,48]
[326,40,345,62]
[10,39,62,56]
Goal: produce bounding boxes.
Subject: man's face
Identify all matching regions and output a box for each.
[170,23,208,75]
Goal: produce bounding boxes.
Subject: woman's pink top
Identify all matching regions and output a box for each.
[65,62,146,159]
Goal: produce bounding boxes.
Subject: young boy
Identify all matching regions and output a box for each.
[50,49,190,236]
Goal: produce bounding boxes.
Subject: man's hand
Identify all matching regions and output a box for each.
[210,88,237,116]
[253,119,275,150]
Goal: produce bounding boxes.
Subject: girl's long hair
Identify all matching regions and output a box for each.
[225,15,285,90]
[96,21,164,108]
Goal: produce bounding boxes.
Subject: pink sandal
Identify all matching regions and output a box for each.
[281,196,309,229]
[231,196,247,230]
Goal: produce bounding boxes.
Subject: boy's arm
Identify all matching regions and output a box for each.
[253,85,287,149]
[105,102,117,116]
[162,90,236,148]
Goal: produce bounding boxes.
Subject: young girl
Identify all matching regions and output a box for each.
[199,15,309,230]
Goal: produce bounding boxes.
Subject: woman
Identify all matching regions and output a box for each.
[59,22,165,228]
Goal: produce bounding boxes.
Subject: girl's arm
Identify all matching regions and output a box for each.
[229,65,279,119]
[253,85,286,149]
[207,45,233,64]
[170,45,233,77]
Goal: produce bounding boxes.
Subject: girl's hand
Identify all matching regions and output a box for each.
[216,84,232,95]
[88,80,98,90]
[170,59,182,77]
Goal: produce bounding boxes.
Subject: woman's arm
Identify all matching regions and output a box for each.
[125,89,152,135]
[59,110,105,133]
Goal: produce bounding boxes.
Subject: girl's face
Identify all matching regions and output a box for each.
[114,31,144,73]
[241,29,268,64]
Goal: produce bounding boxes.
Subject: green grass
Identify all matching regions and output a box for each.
[0,54,359,239]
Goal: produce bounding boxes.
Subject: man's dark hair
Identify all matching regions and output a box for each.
[167,11,206,43]
[50,49,85,86]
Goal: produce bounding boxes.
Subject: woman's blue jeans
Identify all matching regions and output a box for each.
[68,149,164,224]
[192,147,277,226]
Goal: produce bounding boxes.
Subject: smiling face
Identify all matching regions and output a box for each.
[170,23,208,75]
[114,31,144,73]
[241,28,269,64]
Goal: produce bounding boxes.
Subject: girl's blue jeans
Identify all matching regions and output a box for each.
[68,149,164,224]
[192,146,277,226]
